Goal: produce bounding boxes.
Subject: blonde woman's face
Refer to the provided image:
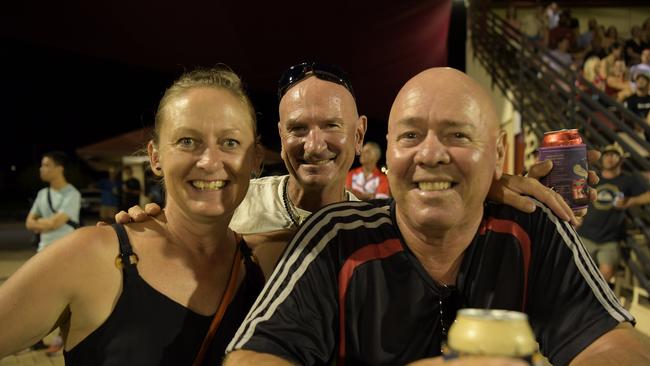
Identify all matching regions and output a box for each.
[155,87,257,223]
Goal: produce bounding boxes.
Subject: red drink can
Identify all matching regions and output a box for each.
[538,129,589,210]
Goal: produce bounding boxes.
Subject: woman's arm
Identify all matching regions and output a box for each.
[0,226,117,357]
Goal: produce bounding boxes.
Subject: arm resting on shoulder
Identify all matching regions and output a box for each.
[224,350,296,366]
[569,322,650,366]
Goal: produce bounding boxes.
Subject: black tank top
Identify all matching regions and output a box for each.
[64,224,265,366]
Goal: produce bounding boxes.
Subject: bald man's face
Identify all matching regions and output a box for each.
[386,69,505,232]
[278,76,366,189]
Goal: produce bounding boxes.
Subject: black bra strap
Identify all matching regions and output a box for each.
[111,224,139,277]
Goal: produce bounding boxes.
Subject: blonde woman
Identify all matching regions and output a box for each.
[0,67,266,365]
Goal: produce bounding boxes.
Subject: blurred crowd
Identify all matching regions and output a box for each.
[507,2,650,132]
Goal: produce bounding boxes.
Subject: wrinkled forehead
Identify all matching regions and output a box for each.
[279,76,358,122]
[161,87,255,134]
[388,76,496,133]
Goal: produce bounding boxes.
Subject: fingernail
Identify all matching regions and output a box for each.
[527,202,536,212]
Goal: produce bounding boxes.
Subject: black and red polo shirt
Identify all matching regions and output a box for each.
[227,200,632,366]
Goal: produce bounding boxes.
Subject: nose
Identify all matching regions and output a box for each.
[196,146,224,172]
[414,131,450,167]
[303,128,327,156]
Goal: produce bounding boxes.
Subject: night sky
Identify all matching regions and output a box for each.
[0,39,285,204]
[0,0,459,207]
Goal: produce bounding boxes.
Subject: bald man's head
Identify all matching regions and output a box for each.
[278,75,366,190]
[389,67,499,135]
[386,67,506,234]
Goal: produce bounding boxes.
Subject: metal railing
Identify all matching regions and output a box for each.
[468,4,650,294]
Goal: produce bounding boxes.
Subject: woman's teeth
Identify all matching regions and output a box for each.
[192,180,226,190]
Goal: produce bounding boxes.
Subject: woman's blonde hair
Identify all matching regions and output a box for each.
[153,66,257,146]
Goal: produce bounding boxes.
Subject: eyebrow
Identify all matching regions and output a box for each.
[170,127,201,136]
[394,117,476,130]
[394,117,426,127]
[170,127,245,136]
[439,120,476,131]
[284,117,345,127]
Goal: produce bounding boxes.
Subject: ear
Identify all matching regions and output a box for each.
[355,115,368,155]
[493,130,507,181]
[148,140,163,177]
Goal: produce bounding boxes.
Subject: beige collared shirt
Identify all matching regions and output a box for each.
[230,175,358,235]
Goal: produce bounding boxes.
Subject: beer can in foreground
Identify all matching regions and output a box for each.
[446,309,539,364]
[538,129,589,210]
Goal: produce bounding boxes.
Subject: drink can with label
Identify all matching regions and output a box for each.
[445,309,540,364]
[538,129,589,210]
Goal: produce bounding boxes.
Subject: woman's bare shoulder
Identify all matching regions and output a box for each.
[37,225,122,271]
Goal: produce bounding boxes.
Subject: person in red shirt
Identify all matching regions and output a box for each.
[346,141,390,200]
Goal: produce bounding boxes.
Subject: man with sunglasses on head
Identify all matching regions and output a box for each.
[223,63,368,275]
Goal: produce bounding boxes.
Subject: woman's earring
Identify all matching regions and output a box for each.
[153,165,163,176]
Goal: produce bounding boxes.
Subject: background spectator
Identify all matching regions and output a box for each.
[602,25,620,51]
[583,25,608,61]
[577,143,650,282]
[346,142,390,200]
[605,59,632,101]
[521,4,548,46]
[582,56,605,92]
[548,9,575,49]
[545,2,560,30]
[624,72,650,139]
[577,18,598,50]
[546,36,574,75]
[624,26,648,66]
[599,42,624,80]
[97,166,121,223]
[121,165,141,210]
[630,48,650,84]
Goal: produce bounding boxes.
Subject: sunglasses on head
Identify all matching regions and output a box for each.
[277,62,355,101]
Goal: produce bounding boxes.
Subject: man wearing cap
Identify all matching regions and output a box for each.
[577,142,650,282]
[629,48,650,84]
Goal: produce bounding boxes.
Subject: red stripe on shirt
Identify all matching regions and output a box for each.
[479,217,531,310]
[337,238,404,365]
